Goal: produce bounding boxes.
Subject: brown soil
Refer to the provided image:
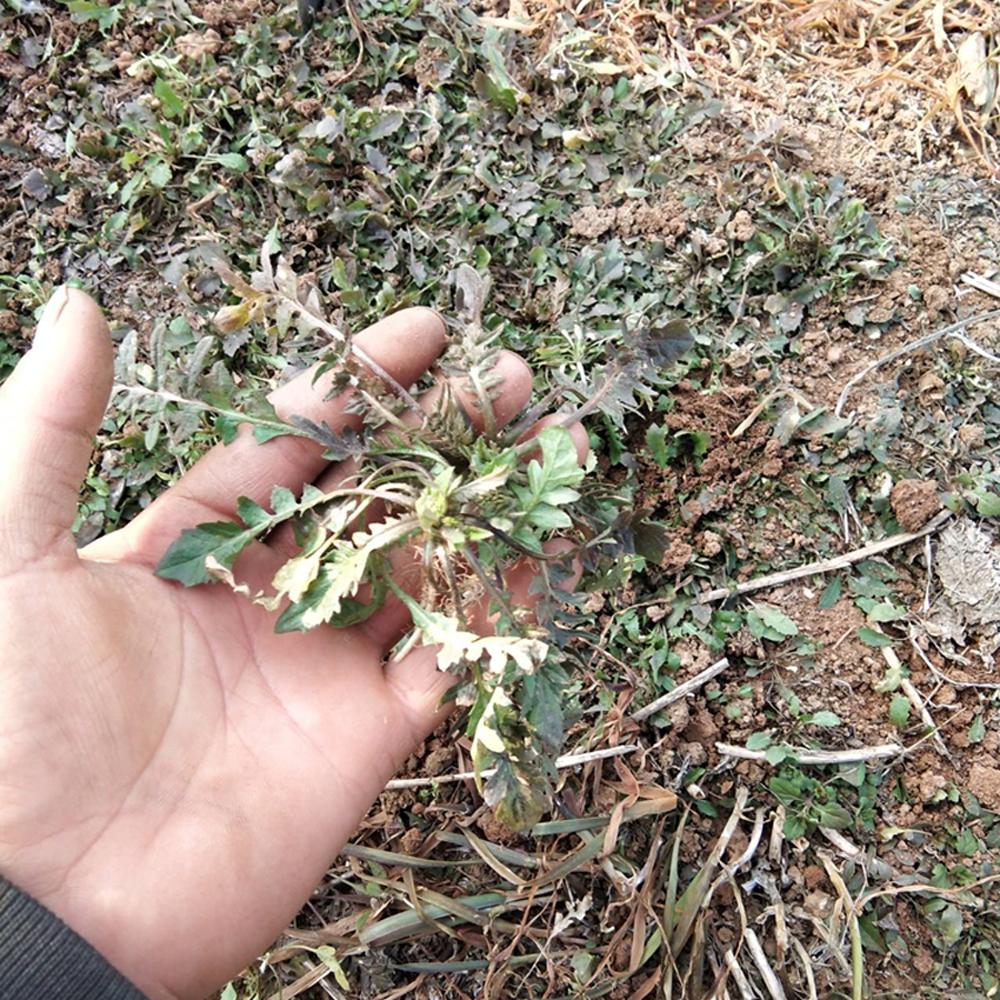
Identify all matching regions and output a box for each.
[891,479,943,532]
[5,3,999,997]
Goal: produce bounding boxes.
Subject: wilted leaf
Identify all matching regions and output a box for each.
[454,264,489,324]
[955,32,997,110]
[636,318,693,369]
[272,546,325,603]
[21,167,52,200]
[288,417,367,461]
[482,757,547,830]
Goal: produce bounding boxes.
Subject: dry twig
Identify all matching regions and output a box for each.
[631,657,731,721]
[384,743,638,790]
[744,927,788,1000]
[819,827,863,860]
[790,937,819,1000]
[717,743,902,765]
[821,854,863,1000]
[834,309,1000,417]
[961,271,1000,300]
[901,675,951,757]
[698,509,952,604]
[909,634,1000,690]
[723,949,756,1000]
[880,643,951,756]
[326,0,366,86]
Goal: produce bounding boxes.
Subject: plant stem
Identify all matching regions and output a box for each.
[461,544,528,636]
[113,383,313,442]
[351,343,424,416]
[384,743,639,789]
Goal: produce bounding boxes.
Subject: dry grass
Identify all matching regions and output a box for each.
[482,0,999,170]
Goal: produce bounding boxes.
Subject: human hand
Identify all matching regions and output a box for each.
[0,288,580,999]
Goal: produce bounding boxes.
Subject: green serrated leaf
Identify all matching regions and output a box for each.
[155,521,252,586]
[805,710,841,728]
[969,714,986,744]
[527,503,572,530]
[236,496,270,529]
[746,731,772,750]
[784,814,808,839]
[216,152,250,172]
[146,159,172,188]
[646,423,671,467]
[850,575,894,599]
[857,597,906,622]
[889,694,911,728]
[215,412,241,444]
[66,0,120,29]
[975,490,1000,516]
[538,426,584,490]
[753,604,799,637]
[253,423,294,444]
[816,802,852,829]
[765,745,793,765]
[818,576,842,609]
[955,828,979,857]
[541,486,581,506]
[517,427,583,530]
[316,946,350,990]
[859,626,894,647]
[759,605,799,636]
[154,77,184,119]
[270,486,297,515]
[858,914,887,954]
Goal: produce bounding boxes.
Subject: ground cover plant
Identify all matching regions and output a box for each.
[2,0,1000,997]
[153,252,693,828]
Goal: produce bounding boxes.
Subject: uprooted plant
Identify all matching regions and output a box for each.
[137,249,691,828]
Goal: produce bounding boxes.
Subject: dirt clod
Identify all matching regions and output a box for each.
[968,763,1000,810]
[661,538,693,573]
[890,479,941,531]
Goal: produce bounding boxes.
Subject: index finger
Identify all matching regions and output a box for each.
[84,307,446,564]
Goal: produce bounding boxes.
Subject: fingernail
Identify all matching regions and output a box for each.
[35,285,70,349]
[424,306,449,333]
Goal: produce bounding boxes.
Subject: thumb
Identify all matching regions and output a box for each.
[0,287,112,569]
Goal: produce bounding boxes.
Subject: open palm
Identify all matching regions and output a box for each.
[0,290,544,999]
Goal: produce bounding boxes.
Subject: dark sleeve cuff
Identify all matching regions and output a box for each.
[0,875,147,999]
